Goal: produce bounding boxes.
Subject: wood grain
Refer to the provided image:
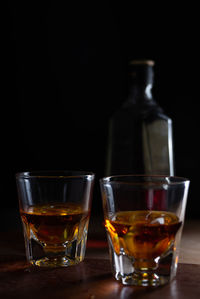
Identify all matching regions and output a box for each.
[0,258,200,299]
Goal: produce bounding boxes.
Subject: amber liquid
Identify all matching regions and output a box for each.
[21,202,89,252]
[105,210,181,269]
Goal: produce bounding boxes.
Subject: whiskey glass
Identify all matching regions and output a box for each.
[100,175,189,286]
[16,171,95,267]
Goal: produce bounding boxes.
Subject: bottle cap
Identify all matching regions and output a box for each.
[128,60,154,85]
[129,60,155,66]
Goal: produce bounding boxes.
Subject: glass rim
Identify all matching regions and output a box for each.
[99,174,190,186]
[16,170,95,180]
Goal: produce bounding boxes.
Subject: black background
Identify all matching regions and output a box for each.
[2,1,200,224]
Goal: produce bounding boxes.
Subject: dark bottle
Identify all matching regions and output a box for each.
[105,60,174,176]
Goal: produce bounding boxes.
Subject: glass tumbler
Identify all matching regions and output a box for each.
[100,175,189,286]
[16,171,95,267]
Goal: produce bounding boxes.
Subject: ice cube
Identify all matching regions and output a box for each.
[150,217,164,225]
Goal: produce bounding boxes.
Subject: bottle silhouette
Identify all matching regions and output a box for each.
[106,60,174,176]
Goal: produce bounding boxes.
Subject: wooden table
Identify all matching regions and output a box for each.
[0,218,200,298]
[0,257,200,299]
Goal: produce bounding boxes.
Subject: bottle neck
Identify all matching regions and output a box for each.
[127,63,154,104]
[128,84,153,103]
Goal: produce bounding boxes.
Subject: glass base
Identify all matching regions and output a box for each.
[24,230,88,267]
[119,271,169,286]
[30,256,81,267]
[109,245,178,287]
[22,210,89,268]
